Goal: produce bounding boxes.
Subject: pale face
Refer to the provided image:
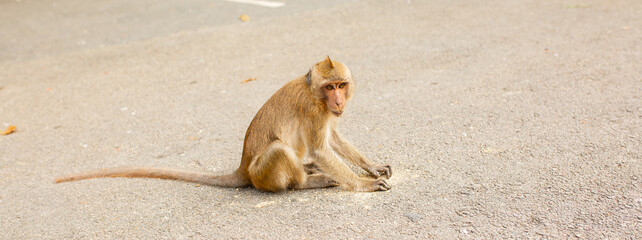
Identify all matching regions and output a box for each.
[322,81,349,116]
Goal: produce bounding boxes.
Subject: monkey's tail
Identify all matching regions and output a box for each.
[54,167,250,188]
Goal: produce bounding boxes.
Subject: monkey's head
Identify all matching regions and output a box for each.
[307,56,354,117]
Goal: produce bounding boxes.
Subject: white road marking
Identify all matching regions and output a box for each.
[225,0,285,8]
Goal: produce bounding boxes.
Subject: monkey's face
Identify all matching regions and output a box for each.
[308,57,354,116]
[323,81,349,117]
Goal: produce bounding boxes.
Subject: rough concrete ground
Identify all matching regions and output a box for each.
[0,0,640,239]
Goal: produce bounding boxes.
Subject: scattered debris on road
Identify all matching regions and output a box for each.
[242,77,257,83]
[240,14,250,22]
[1,125,16,135]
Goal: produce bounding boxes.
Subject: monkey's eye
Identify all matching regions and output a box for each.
[325,85,334,90]
[338,83,347,89]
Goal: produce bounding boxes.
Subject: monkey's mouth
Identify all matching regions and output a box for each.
[331,110,343,116]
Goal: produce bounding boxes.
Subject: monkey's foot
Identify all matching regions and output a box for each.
[356,178,391,192]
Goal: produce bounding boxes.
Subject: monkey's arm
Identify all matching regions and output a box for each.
[310,148,390,191]
[330,130,392,179]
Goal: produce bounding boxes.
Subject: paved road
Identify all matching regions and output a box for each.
[1,0,640,238]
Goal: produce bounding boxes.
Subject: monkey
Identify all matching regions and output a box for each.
[55,56,392,192]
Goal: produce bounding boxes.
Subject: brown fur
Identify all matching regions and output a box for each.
[55,57,392,192]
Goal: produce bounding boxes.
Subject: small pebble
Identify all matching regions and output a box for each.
[404,212,423,222]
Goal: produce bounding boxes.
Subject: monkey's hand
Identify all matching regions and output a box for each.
[365,165,392,179]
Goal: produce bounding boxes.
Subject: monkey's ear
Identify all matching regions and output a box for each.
[325,55,334,69]
[306,69,312,85]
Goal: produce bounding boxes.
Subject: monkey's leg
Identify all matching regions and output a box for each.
[293,173,338,190]
[300,163,338,189]
[248,141,336,192]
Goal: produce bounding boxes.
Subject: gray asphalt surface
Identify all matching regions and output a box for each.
[1,0,640,239]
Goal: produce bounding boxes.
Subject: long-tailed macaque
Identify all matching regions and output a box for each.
[55,57,392,192]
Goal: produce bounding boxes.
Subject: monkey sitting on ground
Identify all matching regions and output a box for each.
[55,57,392,192]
